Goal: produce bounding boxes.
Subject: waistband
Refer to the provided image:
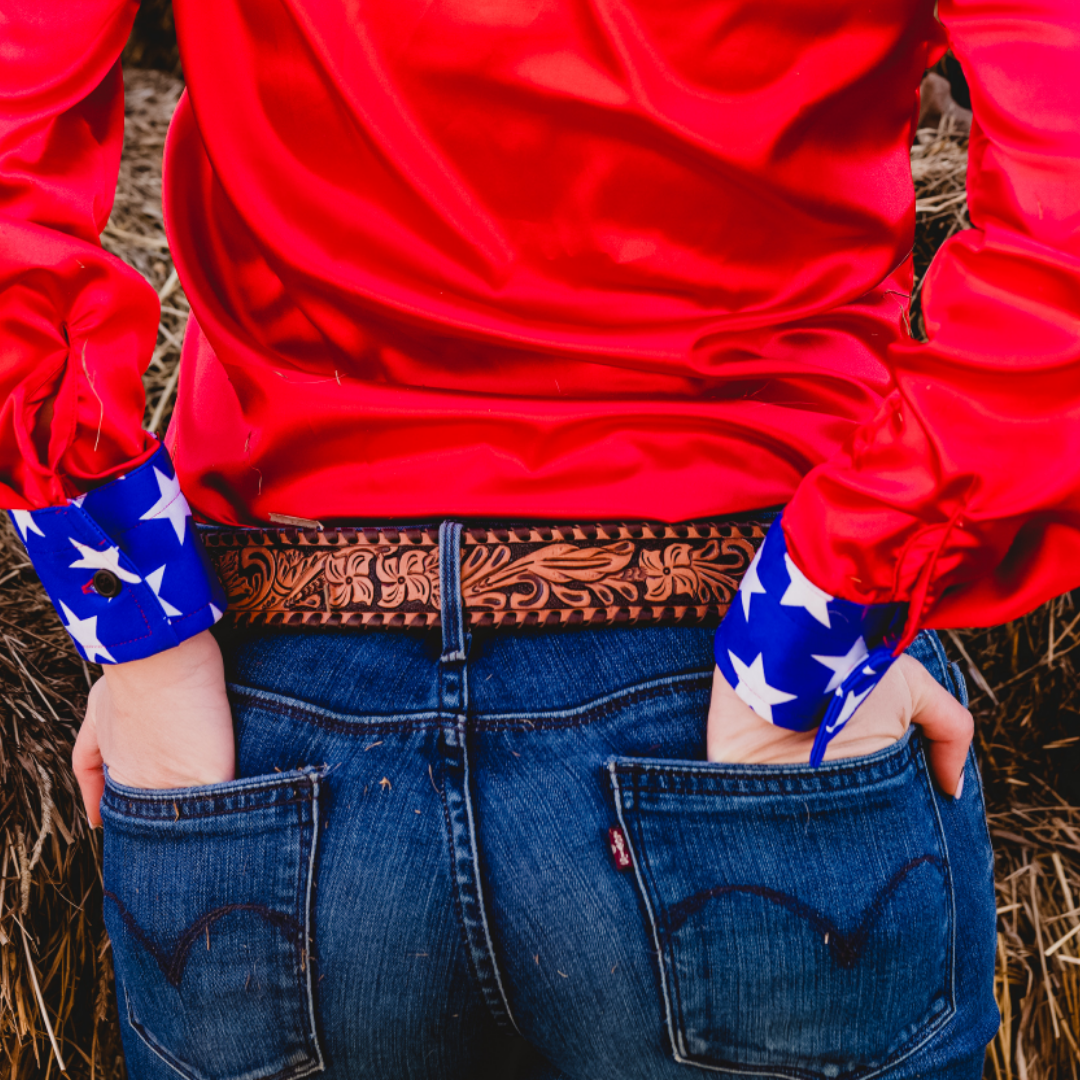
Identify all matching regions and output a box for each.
[203,518,769,632]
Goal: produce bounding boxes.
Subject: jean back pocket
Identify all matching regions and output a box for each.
[101,769,325,1080]
[609,731,955,1079]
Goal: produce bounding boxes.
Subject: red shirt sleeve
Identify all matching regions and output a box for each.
[784,0,1080,639]
[0,0,158,511]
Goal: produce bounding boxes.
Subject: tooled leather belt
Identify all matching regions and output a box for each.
[203,519,769,631]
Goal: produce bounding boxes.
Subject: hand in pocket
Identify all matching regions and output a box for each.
[74,629,235,824]
[707,653,972,795]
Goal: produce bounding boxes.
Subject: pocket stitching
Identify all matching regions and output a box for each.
[102,768,321,821]
[295,774,326,1077]
[229,682,444,733]
[106,892,304,987]
[111,772,326,1080]
[609,751,958,1078]
[610,762,685,1068]
[658,855,944,963]
[615,731,917,792]
[126,989,325,1080]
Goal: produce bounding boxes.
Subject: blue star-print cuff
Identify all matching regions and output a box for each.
[8,443,227,665]
[714,513,906,766]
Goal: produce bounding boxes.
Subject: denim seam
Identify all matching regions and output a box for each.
[948,662,970,709]
[613,735,918,796]
[632,778,703,1066]
[436,733,490,1004]
[125,991,325,1080]
[968,747,994,852]
[922,631,952,692]
[228,668,714,734]
[619,770,911,799]
[298,772,326,1073]
[608,762,683,1066]
[615,763,913,799]
[102,793,312,822]
[472,669,714,731]
[460,716,521,1035]
[103,766,315,804]
[436,519,520,1034]
[638,799,695,1065]
[910,739,960,1052]
[228,684,445,732]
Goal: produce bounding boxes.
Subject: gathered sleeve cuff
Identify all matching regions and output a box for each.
[782,0,1080,643]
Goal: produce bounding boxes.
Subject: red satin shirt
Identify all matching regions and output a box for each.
[2,0,1079,637]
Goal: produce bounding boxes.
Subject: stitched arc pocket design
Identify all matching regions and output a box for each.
[103,894,305,988]
[609,735,956,1079]
[659,853,943,968]
[100,770,325,1080]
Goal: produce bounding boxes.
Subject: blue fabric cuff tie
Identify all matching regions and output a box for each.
[9,442,227,665]
[714,512,906,767]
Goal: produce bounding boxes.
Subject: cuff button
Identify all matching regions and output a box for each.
[92,569,123,598]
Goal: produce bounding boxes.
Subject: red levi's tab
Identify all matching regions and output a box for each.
[608,827,633,872]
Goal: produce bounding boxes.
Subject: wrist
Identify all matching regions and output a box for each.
[102,629,224,702]
[87,628,234,794]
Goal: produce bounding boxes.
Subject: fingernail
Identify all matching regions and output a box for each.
[954,772,965,801]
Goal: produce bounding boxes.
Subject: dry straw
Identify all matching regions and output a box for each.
[1,69,1075,1079]
[0,70,183,1080]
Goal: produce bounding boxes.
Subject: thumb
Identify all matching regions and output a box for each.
[73,689,106,828]
[902,655,974,797]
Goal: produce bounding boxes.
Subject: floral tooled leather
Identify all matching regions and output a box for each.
[204,522,766,630]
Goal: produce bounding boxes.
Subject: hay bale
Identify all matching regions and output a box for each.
[1,67,186,1080]
[955,600,1080,1080]
[910,113,972,341]
[121,0,181,76]
[100,69,189,441]
[914,118,1080,1078]
[0,511,126,1079]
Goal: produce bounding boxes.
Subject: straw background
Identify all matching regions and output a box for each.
[1,46,1077,1080]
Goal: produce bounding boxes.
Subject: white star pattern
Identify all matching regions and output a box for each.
[210,604,223,622]
[727,651,798,724]
[11,510,44,542]
[68,539,141,583]
[780,553,833,627]
[145,566,183,618]
[739,552,767,620]
[825,686,873,733]
[59,601,115,664]
[140,468,191,544]
[811,636,869,694]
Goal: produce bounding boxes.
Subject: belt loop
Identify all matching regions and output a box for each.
[439,521,466,663]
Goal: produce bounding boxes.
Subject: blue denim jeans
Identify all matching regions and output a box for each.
[101,523,999,1080]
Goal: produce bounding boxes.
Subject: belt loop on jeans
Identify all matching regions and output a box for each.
[439,520,466,662]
